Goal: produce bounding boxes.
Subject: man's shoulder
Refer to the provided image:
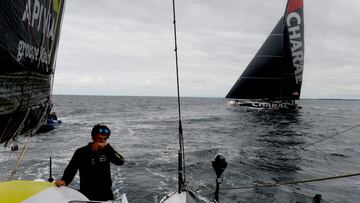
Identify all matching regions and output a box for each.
[75,144,91,154]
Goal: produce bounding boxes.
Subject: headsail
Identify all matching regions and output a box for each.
[0,0,66,144]
[226,0,304,101]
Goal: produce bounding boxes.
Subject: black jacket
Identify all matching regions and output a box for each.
[61,143,124,201]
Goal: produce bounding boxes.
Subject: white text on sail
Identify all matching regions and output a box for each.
[22,0,57,41]
[286,12,303,84]
[17,0,58,66]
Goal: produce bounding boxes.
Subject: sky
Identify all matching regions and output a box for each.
[53,0,360,99]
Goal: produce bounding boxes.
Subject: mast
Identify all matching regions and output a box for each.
[171,0,186,193]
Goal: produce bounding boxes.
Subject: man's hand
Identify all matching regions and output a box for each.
[91,142,108,151]
[55,179,65,187]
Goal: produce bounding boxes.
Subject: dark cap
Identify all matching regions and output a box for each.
[91,124,111,137]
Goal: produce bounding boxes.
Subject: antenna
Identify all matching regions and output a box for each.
[48,157,54,182]
[171,0,186,193]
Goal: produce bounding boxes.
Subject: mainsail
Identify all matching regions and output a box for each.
[0,0,66,145]
[226,0,304,105]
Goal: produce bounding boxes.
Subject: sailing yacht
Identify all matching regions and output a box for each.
[0,0,226,202]
[0,1,108,202]
[226,0,304,110]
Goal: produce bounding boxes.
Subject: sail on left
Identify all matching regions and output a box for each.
[0,0,66,145]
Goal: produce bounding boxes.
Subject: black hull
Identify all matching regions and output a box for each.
[0,72,53,144]
[0,100,51,145]
[36,124,55,134]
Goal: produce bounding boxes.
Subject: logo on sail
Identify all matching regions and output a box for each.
[17,0,63,66]
[286,11,304,85]
[22,0,58,40]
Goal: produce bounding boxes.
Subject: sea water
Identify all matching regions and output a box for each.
[1,95,360,203]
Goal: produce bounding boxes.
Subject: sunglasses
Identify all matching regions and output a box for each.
[95,136,108,141]
[98,128,110,135]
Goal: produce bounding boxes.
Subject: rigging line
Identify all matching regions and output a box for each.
[299,123,360,151]
[182,172,233,203]
[9,135,33,180]
[225,164,299,193]
[5,108,31,147]
[172,0,186,189]
[5,140,19,170]
[237,122,360,178]
[223,171,360,190]
[224,123,360,192]
[1,146,14,180]
[205,192,233,203]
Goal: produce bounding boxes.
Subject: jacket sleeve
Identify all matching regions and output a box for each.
[61,150,80,185]
[105,144,124,166]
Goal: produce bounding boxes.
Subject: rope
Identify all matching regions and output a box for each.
[238,123,360,175]
[222,122,360,194]
[299,123,360,150]
[9,135,33,180]
[224,172,360,190]
[183,173,233,203]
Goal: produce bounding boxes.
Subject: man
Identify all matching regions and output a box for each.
[48,112,57,120]
[55,124,124,201]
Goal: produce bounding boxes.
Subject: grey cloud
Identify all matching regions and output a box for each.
[54,0,360,99]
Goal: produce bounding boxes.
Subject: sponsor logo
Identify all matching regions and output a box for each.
[17,0,62,67]
[17,40,50,64]
[252,102,289,109]
[286,11,303,84]
[99,155,107,162]
[22,0,59,41]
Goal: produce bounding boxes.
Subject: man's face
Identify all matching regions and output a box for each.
[93,134,108,143]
